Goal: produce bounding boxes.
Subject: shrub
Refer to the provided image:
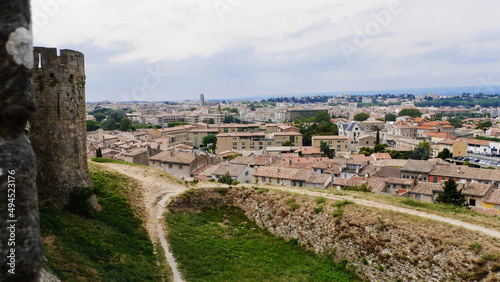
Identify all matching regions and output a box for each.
[314,205,324,214]
[66,186,95,218]
[377,265,384,272]
[315,197,327,205]
[342,183,372,193]
[210,178,216,182]
[332,208,343,218]
[362,258,368,265]
[469,242,482,254]
[334,200,354,207]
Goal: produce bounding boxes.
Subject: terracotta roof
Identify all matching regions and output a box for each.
[297,147,322,155]
[212,164,249,177]
[483,189,500,205]
[372,153,392,160]
[373,167,401,178]
[253,166,329,184]
[149,151,197,164]
[401,160,437,173]
[411,181,445,195]
[385,177,413,185]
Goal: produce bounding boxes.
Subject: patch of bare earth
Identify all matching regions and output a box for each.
[90,162,186,282]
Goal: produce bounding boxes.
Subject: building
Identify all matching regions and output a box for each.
[211,163,255,183]
[437,139,467,157]
[339,122,366,140]
[311,135,349,153]
[200,94,205,106]
[400,160,437,182]
[217,132,303,152]
[149,150,209,179]
[187,129,218,147]
[253,166,332,188]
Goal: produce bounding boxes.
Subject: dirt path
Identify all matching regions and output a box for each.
[92,162,186,282]
[196,182,500,239]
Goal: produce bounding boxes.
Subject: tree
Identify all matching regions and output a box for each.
[93,112,106,122]
[282,141,294,146]
[203,118,215,124]
[448,117,463,128]
[96,148,103,158]
[108,109,127,122]
[398,108,422,118]
[410,146,430,160]
[373,143,387,153]
[375,130,380,145]
[435,113,442,121]
[435,178,467,207]
[250,104,256,111]
[437,148,451,159]
[218,172,239,185]
[385,113,397,121]
[86,120,100,131]
[119,117,132,131]
[358,147,373,156]
[188,107,197,111]
[354,112,370,121]
[418,139,431,152]
[320,141,335,158]
[224,115,235,123]
[101,118,118,130]
[203,135,217,146]
[315,111,331,123]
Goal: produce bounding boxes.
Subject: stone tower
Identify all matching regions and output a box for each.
[200,93,205,106]
[30,47,92,207]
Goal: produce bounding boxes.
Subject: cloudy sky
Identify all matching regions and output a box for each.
[32,0,500,102]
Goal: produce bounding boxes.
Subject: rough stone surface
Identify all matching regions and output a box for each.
[171,188,500,281]
[29,47,92,207]
[0,1,43,281]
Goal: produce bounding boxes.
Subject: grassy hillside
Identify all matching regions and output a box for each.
[166,204,360,282]
[40,167,169,281]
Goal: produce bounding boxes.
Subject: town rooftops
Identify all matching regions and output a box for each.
[253,166,329,184]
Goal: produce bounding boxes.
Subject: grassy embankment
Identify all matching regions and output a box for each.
[166,204,360,281]
[40,165,169,281]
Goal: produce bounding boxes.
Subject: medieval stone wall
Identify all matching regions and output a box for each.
[30,47,92,207]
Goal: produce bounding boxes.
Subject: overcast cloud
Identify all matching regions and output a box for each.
[32,0,500,101]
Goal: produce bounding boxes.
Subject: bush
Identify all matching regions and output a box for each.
[315,197,327,205]
[314,205,324,214]
[66,186,95,218]
[362,258,368,265]
[218,172,239,185]
[334,200,354,207]
[343,183,372,193]
[332,208,343,218]
[469,242,482,254]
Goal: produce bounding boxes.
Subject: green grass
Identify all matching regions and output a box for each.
[40,168,167,281]
[90,157,141,166]
[332,208,344,218]
[334,200,354,207]
[166,205,360,282]
[401,198,474,215]
[315,197,327,205]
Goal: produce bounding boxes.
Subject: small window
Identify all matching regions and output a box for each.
[299,182,303,187]
[495,205,499,210]
[179,165,183,170]
[168,164,173,169]
[245,171,249,176]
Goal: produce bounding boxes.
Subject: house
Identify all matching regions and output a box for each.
[482,189,500,213]
[187,129,218,147]
[428,166,500,188]
[217,132,302,152]
[349,176,387,193]
[339,158,369,179]
[253,166,332,188]
[212,163,255,184]
[438,139,467,158]
[311,135,349,153]
[371,153,392,161]
[408,181,444,202]
[384,177,414,195]
[339,122,366,140]
[400,160,438,182]
[149,150,209,179]
[462,138,490,154]
[123,149,149,166]
[229,155,279,168]
[457,183,494,207]
[296,147,322,157]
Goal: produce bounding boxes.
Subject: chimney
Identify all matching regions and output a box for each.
[169,150,174,157]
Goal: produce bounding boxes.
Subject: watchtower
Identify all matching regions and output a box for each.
[30,47,92,207]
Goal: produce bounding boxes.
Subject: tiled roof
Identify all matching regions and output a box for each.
[411,181,445,195]
[149,151,197,164]
[373,167,401,178]
[372,153,392,160]
[458,183,493,197]
[385,177,413,185]
[401,160,437,173]
[212,164,248,177]
[483,189,500,205]
[253,166,329,184]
